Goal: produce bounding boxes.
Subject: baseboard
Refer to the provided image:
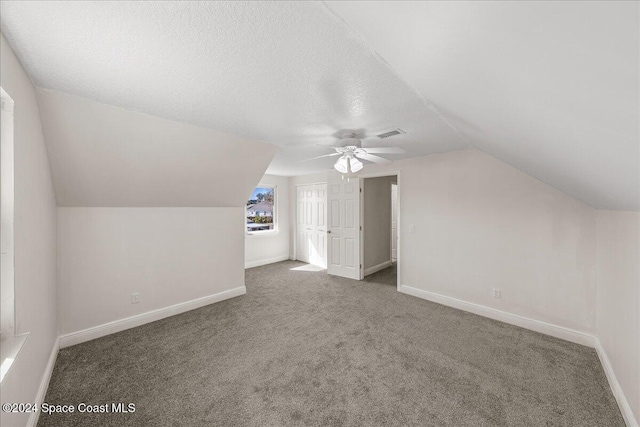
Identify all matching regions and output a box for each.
[364,260,392,276]
[398,285,595,347]
[594,338,638,427]
[27,337,59,427]
[245,255,289,269]
[59,286,246,348]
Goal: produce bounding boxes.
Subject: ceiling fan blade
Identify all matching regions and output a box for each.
[317,143,345,149]
[356,153,393,165]
[362,147,405,154]
[285,138,336,147]
[298,152,341,162]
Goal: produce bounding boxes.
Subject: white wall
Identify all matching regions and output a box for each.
[39,88,277,342]
[596,210,639,425]
[0,34,58,427]
[363,176,395,272]
[245,174,290,268]
[57,208,245,335]
[363,150,597,334]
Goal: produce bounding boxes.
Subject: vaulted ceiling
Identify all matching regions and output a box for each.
[36,89,275,207]
[328,1,639,210]
[0,1,638,209]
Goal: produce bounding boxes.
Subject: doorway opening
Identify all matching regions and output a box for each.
[361,174,398,287]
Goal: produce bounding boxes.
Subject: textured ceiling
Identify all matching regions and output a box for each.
[1,1,637,209]
[328,1,639,210]
[0,0,468,178]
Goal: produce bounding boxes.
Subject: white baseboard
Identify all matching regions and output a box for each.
[398,285,595,347]
[27,337,59,427]
[364,260,392,277]
[594,338,639,427]
[59,286,246,348]
[245,254,289,269]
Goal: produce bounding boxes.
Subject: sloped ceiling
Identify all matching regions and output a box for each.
[36,89,276,207]
[1,1,638,209]
[0,0,468,180]
[328,1,639,210]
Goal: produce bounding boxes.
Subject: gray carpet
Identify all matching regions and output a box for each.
[38,261,624,427]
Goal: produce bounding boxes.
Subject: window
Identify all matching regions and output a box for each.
[0,87,26,384]
[1,88,15,340]
[246,186,276,233]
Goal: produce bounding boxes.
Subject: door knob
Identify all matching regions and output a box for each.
[327,230,331,233]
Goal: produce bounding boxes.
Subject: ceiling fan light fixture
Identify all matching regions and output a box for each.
[323,130,405,175]
[334,152,364,174]
[350,157,363,172]
[334,156,349,174]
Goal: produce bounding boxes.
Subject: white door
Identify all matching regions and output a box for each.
[296,186,309,263]
[296,184,327,267]
[391,184,398,261]
[327,175,361,280]
[313,184,327,268]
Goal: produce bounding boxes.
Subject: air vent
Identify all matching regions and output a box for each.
[377,129,406,139]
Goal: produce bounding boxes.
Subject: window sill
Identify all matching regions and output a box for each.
[0,332,29,383]
[246,230,279,237]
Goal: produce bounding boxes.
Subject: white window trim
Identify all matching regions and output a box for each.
[1,87,16,339]
[246,184,278,236]
[1,87,29,384]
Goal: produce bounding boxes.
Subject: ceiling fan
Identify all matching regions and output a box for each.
[304,133,405,174]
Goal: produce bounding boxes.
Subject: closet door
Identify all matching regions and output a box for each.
[314,184,327,268]
[296,186,309,263]
[296,184,327,267]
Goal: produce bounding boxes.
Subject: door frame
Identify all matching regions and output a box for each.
[391,182,398,262]
[293,182,327,264]
[357,170,401,290]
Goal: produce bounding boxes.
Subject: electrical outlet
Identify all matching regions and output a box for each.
[492,288,501,299]
[131,292,140,304]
